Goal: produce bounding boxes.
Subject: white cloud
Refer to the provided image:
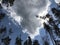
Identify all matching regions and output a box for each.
[0,0,2,3]
[55,0,60,4]
[11,0,51,38]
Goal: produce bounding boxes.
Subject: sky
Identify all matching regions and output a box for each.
[0,0,58,39]
[0,0,60,45]
[55,0,60,4]
[10,0,51,38]
[7,0,60,39]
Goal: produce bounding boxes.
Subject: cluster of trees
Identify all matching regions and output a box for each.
[0,12,49,45]
[0,4,40,45]
[2,0,15,6]
[0,8,49,45]
[15,36,40,45]
[43,5,60,45]
[0,26,39,45]
[0,1,60,45]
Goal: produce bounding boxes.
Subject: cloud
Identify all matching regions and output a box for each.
[55,0,60,4]
[11,0,51,37]
[0,0,2,3]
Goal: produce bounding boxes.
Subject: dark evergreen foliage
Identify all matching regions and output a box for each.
[46,14,50,18]
[0,4,3,9]
[2,0,8,4]
[8,0,15,6]
[24,36,32,45]
[33,40,39,45]
[2,0,15,6]
[24,40,28,45]
[9,28,13,35]
[0,27,6,34]
[15,37,22,45]
[36,15,39,18]
[54,40,60,45]
[48,18,55,26]
[51,8,60,18]
[28,36,32,45]
[0,0,60,45]
[0,12,5,20]
[44,6,60,45]
[40,16,46,20]
[54,25,60,36]
[43,22,51,33]
[2,36,11,45]
[44,41,49,45]
[0,4,5,21]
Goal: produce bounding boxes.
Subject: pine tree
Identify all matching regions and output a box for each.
[24,36,32,45]
[24,40,28,45]
[9,28,13,35]
[0,4,5,21]
[2,0,15,6]
[0,4,11,45]
[15,37,22,45]
[33,40,39,45]
[0,27,6,34]
[28,36,32,45]
[8,0,15,6]
[43,5,60,45]
[44,41,49,45]
[2,36,11,45]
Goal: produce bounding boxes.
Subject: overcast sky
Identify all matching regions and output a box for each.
[9,0,60,38]
[11,0,51,37]
[55,0,60,4]
[0,0,59,45]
